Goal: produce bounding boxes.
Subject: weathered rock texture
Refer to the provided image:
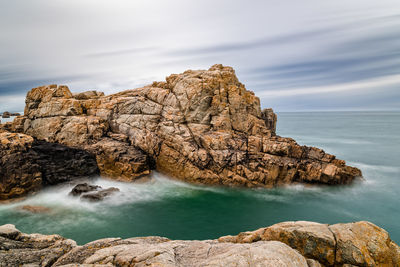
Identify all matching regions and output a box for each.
[218,221,400,267]
[6,64,361,190]
[0,131,99,200]
[1,221,399,266]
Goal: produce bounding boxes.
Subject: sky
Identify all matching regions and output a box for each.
[0,0,400,112]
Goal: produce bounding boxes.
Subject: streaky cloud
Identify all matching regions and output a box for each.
[84,46,159,58]
[256,74,400,97]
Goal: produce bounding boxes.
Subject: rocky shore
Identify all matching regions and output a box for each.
[0,64,362,200]
[1,221,399,266]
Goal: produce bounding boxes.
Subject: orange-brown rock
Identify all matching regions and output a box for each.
[19,205,51,213]
[11,64,361,188]
[1,221,398,266]
[218,221,400,267]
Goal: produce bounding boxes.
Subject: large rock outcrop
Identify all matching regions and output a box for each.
[0,131,99,200]
[7,64,361,190]
[219,221,400,267]
[1,221,399,266]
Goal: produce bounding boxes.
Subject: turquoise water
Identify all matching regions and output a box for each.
[0,111,399,245]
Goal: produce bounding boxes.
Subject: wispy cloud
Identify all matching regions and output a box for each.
[84,47,158,58]
[0,0,400,111]
[257,74,400,97]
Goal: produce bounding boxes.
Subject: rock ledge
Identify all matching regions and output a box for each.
[0,221,398,266]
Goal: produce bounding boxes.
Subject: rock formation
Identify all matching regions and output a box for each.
[1,221,399,266]
[0,131,99,200]
[4,64,360,192]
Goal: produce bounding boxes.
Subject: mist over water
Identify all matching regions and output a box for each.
[0,111,399,245]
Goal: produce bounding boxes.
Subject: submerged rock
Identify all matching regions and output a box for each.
[5,64,361,191]
[0,221,398,266]
[19,205,51,213]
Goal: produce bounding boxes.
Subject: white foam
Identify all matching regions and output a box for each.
[0,172,228,214]
[349,162,399,173]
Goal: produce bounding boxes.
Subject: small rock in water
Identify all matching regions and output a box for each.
[69,183,101,196]
[69,182,120,202]
[80,187,120,202]
[19,205,51,213]
[1,111,10,118]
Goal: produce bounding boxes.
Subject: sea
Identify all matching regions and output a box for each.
[0,111,399,245]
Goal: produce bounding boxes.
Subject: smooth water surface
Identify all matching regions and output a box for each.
[0,111,399,244]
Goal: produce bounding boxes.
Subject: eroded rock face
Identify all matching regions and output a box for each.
[218,221,400,267]
[10,64,361,188]
[1,222,398,266]
[0,131,99,200]
[0,131,40,200]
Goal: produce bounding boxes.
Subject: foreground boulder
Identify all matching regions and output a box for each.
[218,221,400,267]
[0,131,99,200]
[7,64,361,189]
[0,224,76,266]
[0,221,398,266]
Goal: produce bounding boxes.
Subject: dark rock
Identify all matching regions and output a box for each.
[69,183,101,196]
[31,140,100,185]
[1,111,10,118]
[0,131,100,200]
[80,187,120,202]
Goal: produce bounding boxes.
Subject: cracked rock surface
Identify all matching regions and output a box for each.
[5,64,361,192]
[1,221,399,266]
